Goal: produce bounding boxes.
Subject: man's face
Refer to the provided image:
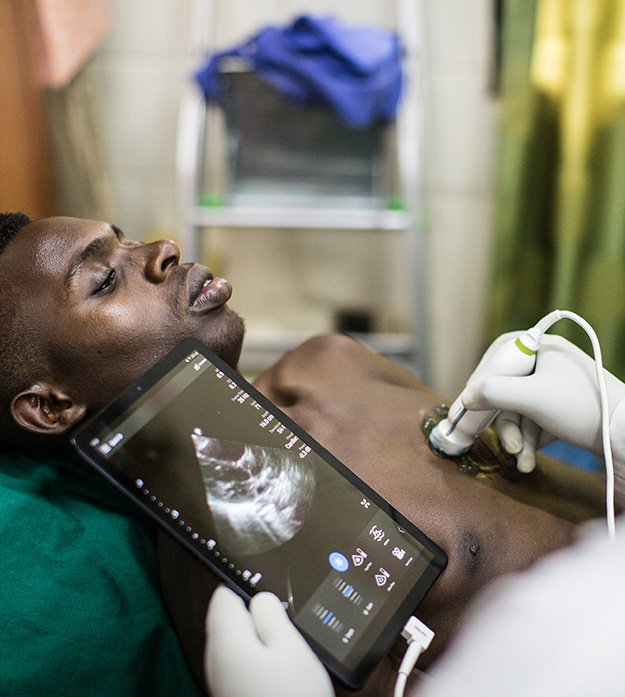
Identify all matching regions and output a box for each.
[1,216,245,415]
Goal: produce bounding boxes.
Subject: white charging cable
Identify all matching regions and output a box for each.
[394,616,434,697]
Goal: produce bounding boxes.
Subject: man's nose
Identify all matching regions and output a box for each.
[143,239,180,282]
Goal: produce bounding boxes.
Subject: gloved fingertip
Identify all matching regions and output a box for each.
[250,593,298,646]
[460,383,480,409]
[517,455,536,474]
[206,586,246,633]
[211,585,242,609]
[250,591,285,614]
[499,430,523,455]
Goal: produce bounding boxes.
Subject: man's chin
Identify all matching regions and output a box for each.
[200,307,245,370]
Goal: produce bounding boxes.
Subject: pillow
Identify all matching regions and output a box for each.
[0,451,204,696]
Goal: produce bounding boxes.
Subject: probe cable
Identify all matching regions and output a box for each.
[535,310,615,542]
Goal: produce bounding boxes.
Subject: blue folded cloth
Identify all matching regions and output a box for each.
[194,15,403,129]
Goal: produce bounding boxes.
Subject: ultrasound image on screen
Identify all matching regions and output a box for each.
[191,430,316,555]
[94,354,372,605]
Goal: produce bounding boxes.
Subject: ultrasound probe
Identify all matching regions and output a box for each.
[428,320,548,456]
[428,310,617,541]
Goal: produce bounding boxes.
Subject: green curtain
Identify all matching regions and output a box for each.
[489,0,625,379]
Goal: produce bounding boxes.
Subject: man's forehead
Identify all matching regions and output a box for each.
[0,217,112,278]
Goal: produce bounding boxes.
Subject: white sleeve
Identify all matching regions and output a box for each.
[415,518,625,697]
[609,397,625,508]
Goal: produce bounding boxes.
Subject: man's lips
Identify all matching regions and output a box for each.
[187,265,232,312]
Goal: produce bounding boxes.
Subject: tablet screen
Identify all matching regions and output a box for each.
[72,338,446,688]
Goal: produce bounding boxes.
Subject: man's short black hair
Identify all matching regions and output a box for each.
[0,212,35,452]
[0,213,32,254]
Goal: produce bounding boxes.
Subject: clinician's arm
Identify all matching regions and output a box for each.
[204,586,335,697]
[461,333,625,503]
[414,517,625,697]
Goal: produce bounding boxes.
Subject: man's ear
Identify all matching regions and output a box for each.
[10,383,87,435]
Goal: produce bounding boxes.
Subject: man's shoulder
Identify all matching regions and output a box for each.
[253,333,426,397]
[255,334,375,384]
[283,333,375,365]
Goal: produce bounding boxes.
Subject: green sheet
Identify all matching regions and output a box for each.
[0,451,204,696]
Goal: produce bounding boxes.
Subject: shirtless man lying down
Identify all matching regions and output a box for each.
[0,214,606,695]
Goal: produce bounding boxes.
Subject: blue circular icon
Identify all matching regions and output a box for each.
[329,552,349,572]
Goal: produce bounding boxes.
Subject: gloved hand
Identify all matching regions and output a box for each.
[204,585,335,697]
[460,332,625,473]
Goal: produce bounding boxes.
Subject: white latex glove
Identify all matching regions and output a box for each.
[204,586,335,697]
[460,332,625,474]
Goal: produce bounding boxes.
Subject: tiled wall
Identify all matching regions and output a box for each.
[423,1,496,395]
[90,0,496,398]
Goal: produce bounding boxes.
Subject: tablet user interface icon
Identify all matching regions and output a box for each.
[329,552,350,572]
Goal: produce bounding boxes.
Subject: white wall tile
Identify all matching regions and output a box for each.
[91,60,187,176]
[424,0,494,75]
[212,0,281,48]
[425,73,496,197]
[109,174,178,240]
[278,0,393,27]
[204,228,333,334]
[427,193,494,398]
[103,0,192,56]
[288,228,410,330]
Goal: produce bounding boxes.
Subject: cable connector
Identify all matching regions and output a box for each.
[401,615,435,649]
[394,616,435,697]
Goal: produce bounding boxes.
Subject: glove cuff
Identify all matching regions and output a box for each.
[609,397,625,508]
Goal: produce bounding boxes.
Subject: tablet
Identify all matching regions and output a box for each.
[71,338,447,689]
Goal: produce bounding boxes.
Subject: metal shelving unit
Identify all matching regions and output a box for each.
[176,0,429,379]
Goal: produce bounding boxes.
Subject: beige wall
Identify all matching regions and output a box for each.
[90,0,496,398]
